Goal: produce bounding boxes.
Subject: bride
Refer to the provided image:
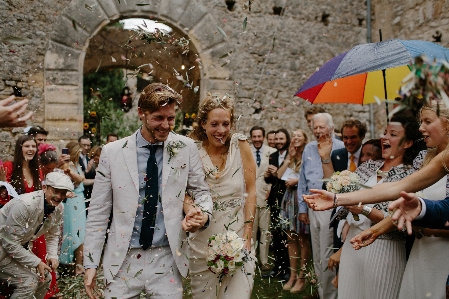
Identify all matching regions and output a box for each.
[185,93,256,299]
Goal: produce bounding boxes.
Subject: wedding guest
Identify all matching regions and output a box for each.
[250,126,276,271]
[59,144,87,275]
[106,133,118,143]
[83,83,212,299]
[278,129,310,293]
[28,126,49,145]
[2,135,41,195]
[0,172,73,299]
[78,135,95,200]
[263,128,291,280]
[266,130,276,148]
[0,95,33,128]
[305,113,424,299]
[297,113,343,299]
[188,93,256,298]
[37,143,61,299]
[304,106,325,133]
[350,101,449,299]
[319,119,366,252]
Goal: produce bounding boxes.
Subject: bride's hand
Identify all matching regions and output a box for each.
[243,238,252,252]
[303,189,335,211]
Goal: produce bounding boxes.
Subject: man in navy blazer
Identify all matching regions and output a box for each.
[319,119,366,250]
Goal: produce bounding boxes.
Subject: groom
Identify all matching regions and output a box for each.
[83,83,213,299]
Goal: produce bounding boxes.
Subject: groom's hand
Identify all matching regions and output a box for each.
[84,268,99,299]
[182,207,208,232]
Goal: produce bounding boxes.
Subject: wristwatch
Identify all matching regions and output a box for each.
[321,157,331,164]
[361,205,372,216]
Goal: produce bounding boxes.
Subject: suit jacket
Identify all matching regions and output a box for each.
[83,131,213,282]
[331,148,349,172]
[255,145,277,207]
[414,197,449,229]
[265,150,288,208]
[0,190,63,268]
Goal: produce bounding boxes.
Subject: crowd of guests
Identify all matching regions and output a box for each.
[1,85,449,299]
[0,125,118,298]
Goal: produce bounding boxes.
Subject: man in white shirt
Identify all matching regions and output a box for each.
[250,126,276,270]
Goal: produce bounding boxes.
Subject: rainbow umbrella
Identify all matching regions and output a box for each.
[295,39,449,106]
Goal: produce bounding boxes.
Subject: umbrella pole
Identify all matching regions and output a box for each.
[379,29,389,123]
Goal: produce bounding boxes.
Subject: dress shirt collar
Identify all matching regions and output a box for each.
[251,144,264,157]
[136,128,164,148]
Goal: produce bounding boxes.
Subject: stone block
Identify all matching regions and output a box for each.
[45,71,81,86]
[63,0,109,34]
[208,79,234,92]
[45,85,81,104]
[45,103,83,121]
[115,0,161,15]
[97,0,120,19]
[45,41,82,71]
[190,14,225,51]
[45,120,83,141]
[178,0,207,30]
[160,0,189,22]
[5,81,16,86]
[50,16,90,49]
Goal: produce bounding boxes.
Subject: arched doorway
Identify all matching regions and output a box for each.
[44,0,234,142]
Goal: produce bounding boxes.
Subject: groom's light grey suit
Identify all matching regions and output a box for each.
[83,130,212,297]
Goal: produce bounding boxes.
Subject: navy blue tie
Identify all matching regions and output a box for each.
[140,144,159,250]
[256,150,261,167]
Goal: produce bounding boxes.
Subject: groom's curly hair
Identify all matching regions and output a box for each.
[138,83,183,112]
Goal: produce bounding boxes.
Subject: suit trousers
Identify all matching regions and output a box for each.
[0,255,51,299]
[308,209,337,299]
[252,206,271,265]
[103,246,182,299]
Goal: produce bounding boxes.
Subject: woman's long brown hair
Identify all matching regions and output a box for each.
[10,135,41,194]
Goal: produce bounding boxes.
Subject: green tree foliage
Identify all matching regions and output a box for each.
[83,69,140,144]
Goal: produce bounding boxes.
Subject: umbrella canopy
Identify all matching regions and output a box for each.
[295,39,449,105]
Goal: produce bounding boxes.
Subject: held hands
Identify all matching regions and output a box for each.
[350,228,377,250]
[303,189,335,211]
[388,191,422,235]
[265,165,278,177]
[182,207,208,232]
[84,268,99,299]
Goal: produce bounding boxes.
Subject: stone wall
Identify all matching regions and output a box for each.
[1,0,449,160]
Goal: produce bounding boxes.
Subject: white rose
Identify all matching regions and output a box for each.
[216,259,225,272]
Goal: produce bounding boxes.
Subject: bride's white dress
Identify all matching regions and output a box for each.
[188,133,255,299]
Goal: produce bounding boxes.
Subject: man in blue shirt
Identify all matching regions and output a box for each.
[297,113,344,299]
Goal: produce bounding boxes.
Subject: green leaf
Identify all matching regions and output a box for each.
[216,26,227,38]
[1,36,33,45]
[243,17,247,31]
[271,36,276,51]
[134,269,143,277]
[85,3,93,10]
[136,3,150,6]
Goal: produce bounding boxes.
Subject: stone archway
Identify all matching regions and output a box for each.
[43,0,233,141]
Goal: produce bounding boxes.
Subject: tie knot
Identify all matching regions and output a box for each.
[350,154,355,161]
[146,144,157,156]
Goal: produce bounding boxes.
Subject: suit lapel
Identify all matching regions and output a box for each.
[122,133,139,194]
[161,133,174,191]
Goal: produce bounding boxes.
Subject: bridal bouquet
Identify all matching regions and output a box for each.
[326,170,362,221]
[206,231,249,283]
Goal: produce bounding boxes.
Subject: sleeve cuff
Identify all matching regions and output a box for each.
[414,197,426,220]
